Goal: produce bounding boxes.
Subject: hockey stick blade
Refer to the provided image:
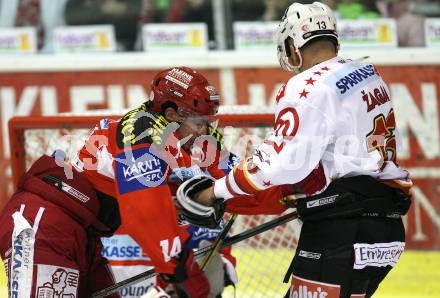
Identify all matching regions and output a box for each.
[92,211,298,298]
[200,213,238,271]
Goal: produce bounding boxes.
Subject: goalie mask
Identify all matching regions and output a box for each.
[176,176,225,229]
[276,1,339,73]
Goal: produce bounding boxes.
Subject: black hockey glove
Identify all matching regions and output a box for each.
[176,175,225,228]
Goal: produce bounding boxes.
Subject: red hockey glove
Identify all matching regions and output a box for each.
[162,248,210,298]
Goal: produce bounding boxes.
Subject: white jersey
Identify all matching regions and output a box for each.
[215,57,411,199]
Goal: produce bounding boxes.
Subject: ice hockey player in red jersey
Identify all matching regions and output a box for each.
[177,2,413,298]
[73,67,245,298]
[0,154,121,298]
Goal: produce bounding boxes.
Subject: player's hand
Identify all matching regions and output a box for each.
[175,249,210,298]
[176,176,225,228]
[280,194,301,208]
[161,248,210,298]
[194,186,215,206]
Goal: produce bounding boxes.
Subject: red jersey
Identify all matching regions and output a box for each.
[74,104,196,275]
[0,155,119,298]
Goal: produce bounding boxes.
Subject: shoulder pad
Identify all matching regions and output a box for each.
[116,103,170,149]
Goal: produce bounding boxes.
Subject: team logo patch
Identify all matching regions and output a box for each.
[290,274,340,298]
[353,241,405,269]
[301,24,310,32]
[274,108,299,137]
[165,68,193,89]
[35,265,79,298]
[115,147,167,194]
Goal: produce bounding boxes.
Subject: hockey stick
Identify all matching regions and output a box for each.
[92,211,298,298]
[200,213,238,271]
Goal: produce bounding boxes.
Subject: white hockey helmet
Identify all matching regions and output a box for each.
[276,2,339,73]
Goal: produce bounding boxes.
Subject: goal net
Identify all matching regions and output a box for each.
[8,107,301,298]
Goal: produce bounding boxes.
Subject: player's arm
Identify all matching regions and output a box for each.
[194,126,290,215]
[73,120,117,197]
[226,186,288,215]
[197,86,337,206]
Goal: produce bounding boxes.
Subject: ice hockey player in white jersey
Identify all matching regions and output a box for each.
[176,2,413,298]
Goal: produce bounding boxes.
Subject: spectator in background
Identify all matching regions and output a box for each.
[231,0,266,21]
[138,0,215,49]
[377,0,426,47]
[409,0,440,17]
[135,0,172,50]
[181,0,214,44]
[0,0,67,52]
[336,0,379,19]
[141,0,171,23]
[65,0,142,51]
[244,0,340,22]
[161,0,216,47]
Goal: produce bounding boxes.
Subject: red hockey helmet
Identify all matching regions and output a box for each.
[150,67,220,116]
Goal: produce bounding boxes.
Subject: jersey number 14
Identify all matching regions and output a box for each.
[160,236,182,262]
